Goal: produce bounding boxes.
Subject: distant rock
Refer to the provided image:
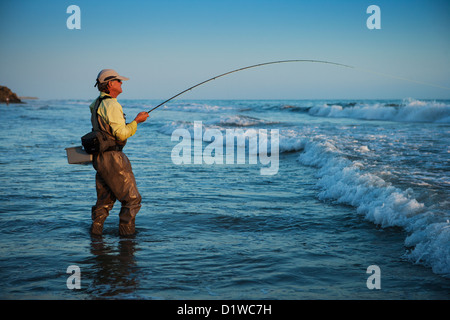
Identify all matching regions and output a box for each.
[0,86,23,104]
[19,96,38,100]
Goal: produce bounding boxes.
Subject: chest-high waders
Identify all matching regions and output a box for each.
[90,96,142,236]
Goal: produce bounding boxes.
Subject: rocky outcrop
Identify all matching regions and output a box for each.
[0,86,22,103]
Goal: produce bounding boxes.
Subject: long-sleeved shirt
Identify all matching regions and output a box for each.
[89,92,137,141]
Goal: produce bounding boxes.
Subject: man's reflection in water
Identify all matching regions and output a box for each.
[88,234,139,298]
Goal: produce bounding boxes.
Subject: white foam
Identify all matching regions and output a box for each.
[357,145,370,153]
[293,134,450,276]
[405,220,450,275]
[308,99,450,123]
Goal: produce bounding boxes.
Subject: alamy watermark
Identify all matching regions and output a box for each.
[366,265,381,290]
[66,265,81,290]
[65,264,380,291]
[367,5,381,30]
[66,5,380,31]
[66,5,81,30]
[171,121,279,176]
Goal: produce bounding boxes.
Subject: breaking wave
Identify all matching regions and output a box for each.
[307,99,450,123]
[287,133,450,276]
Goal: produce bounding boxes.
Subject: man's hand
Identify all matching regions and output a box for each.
[134,112,149,124]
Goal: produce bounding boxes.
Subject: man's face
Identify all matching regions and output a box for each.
[108,79,123,96]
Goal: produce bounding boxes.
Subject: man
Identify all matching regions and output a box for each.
[89,69,149,236]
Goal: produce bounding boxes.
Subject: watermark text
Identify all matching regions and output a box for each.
[171,121,279,175]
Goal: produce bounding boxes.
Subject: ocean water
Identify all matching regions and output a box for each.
[0,98,449,300]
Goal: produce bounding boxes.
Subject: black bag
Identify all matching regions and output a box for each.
[81,130,116,154]
[81,96,117,154]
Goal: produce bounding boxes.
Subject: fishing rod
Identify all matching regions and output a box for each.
[147,59,354,114]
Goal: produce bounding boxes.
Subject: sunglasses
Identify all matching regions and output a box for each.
[94,78,122,87]
[103,75,122,83]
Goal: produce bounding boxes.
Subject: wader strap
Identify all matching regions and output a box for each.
[91,96,112,132]
[91,95,127,152]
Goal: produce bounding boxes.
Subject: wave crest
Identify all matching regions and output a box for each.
[308,99,450,123]
[296,135,450,276]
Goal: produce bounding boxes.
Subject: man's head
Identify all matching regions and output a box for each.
[95,69,129,97]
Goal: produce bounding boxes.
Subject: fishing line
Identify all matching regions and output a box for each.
[353,67,450,91]
[147,59,450,113]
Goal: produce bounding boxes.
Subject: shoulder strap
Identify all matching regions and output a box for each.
[91,95,112,133]
[90,95,127,149]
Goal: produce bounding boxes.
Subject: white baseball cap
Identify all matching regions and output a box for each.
[94,69,130,87]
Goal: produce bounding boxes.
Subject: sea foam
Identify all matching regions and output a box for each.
[308,99,450,123]
[293,134,450,276]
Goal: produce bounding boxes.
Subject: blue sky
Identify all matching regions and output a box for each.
[0,0,449,100]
